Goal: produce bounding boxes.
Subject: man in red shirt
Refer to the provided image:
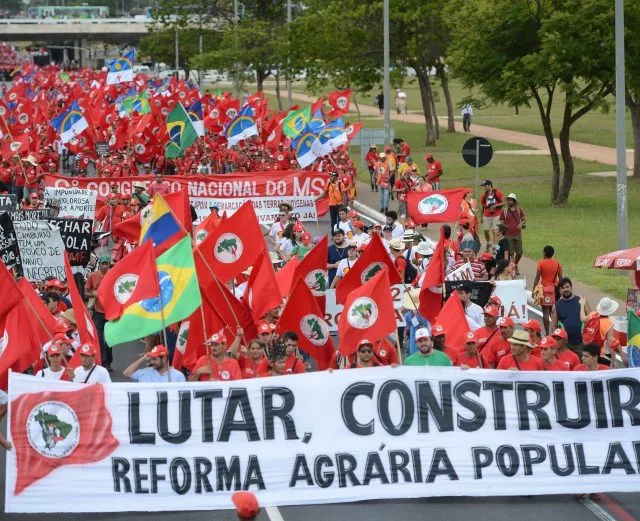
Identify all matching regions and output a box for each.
[456,331,489,368]
[482,316,515,368]
[346,340,382,369]
[189,330,243,381]
[573,343,609,372]
[256,331,305,375]
[425,153,443,189]
[552,328,580,370]
[497,330,542,371]
[431,323,459,365]
[96,192,126,233]
[85,255,112,371]
[539,336,569,371]
[479,180,504,253]
[146,172,171,199]
[475,304,501,353]
[499,193,526,273]
[392,166,415,218]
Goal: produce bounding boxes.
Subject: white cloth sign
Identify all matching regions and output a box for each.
[445,261,475,281]
[7,368,640,513]
[325,284,406,332]
[44,187,97,219]
[190,196,318,226]
[493,279,528,323]
[13,220,66,281]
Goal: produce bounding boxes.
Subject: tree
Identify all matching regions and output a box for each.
[447,0,615,205]
[625,0,640,178]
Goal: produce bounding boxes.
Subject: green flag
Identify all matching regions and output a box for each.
[628,310,640,346]
[282,106,311,138]
[165,102,198,158]
[105,236,202,346]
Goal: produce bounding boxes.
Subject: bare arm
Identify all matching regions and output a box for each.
[123,353,148,378]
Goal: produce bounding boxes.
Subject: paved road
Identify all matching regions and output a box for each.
[1,210,639,521]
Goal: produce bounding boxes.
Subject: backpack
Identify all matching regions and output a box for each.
[399,254,418,284]
[582,313,604,347]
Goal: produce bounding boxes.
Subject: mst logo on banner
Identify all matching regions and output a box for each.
[6,369,640,513]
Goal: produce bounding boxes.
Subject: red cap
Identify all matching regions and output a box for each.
[53,318,73,334]
[488,295,502,307]
[347,210,358,218]
[45,278,66,290]
[358,339,373,348]
[465,331,477,343]
[47,343,63,356]
[478,252,494,262]
[206,330,227,344]
[483,304,499,317]
[147,344,169,358]
[293,223,304,232]
[79,343,97,356]
[258,322,275,334]
[232,491,260,519]
[523,319,542,333]
[53,332,71,344]
[301,232,312,244]
[404,218,415,229]
[426,153,434,159]
[551,328,568,340]
[497,316,515,328]
[539,336,558,349]
[431,323,446,336]
[354,220,365,228]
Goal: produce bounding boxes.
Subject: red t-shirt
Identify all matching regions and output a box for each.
[573,364,609,371]
[394,177,415,202]
[256,354,305,375]
[497,354,543,371]
[480,337,512,368]
[499,207,526,238]
[426,160,443,182]
[193,355,242,381]
[455,351,489,368]
[394,256,407,280]
[474,326,500,352]
[480,189,504,217]
[537,259,561,287]
[556,349,580,370]
[542,358,570,371]
[237,354,265,379]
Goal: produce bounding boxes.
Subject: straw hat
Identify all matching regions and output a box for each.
[508,330,530,346]
[61,308,76,326]
[402,288,420,311]
[389,238,405,252]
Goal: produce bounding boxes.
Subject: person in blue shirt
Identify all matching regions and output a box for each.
[123,344,186,382]
[402,288,430,356]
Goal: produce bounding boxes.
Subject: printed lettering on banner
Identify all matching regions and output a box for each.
[324,284,406,332]
[493,279,528,323]
[13,221,66,281]
[44,187,97,219]
[0,213,22,275]
[190,196,318,225]
[7,368,640,513]
[445,262,475,281]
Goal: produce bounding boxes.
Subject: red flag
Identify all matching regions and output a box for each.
[96,242,160,321]
[338,268,396,356]
[0,260,22,324]
[64,253,102,367]
[243,251,282,323]
[418,228,447,322]
[216,97,241,125]
[195,211,222,245]
[336,234,401,304]
[327,89,351,118]
[10,383,119,495]
[344,122,363,146]
[111,211,141,242]
[407,188,468,225]
[195,202,267,284]
[275,256,299,299]
[277,277,334,370]
[293,236,328,312]
[434,291,468,352]
[1,135,29,157]
[310,97,325,116]
[18,278,58,341]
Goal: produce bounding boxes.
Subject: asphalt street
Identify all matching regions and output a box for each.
[1,208,639,521]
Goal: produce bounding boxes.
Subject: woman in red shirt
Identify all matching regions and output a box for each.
[533,245,563,335]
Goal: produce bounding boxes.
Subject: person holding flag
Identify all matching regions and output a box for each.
[189,331,242,381]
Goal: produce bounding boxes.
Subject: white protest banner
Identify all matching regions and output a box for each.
[7,368,640,513]
[494,279,528,323]
[190,196,317,226]
[44,187,97,219]
[445,261,475,281]
[13,220,66,281]
[325,284,406,332]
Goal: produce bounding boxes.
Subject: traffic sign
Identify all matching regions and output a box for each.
[462,137,493,168]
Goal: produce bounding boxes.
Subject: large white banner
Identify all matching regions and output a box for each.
[8,368,640,513]
[494,279,528,323]
[13,220,66,281]
[43,187,97,219]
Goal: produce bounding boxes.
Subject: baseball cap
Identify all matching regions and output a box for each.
[293,223,304,232]
[45,278,66,290]
[497,316,515,328]
[551,328,568,340]
[481,179,493,186]
[354,220,365,229]
[523,319,541,333]
[455,280,473,293]
[301,232,312,244]
[346,243,357,249]
[464,331,477,344]
[79,343,97,356]
[425,153,434,160]
[415,327,430,340]
[332,228,345,236]
[347,210,358,218]
[147,344,169,358]
[483,305,499,317]
[382,225,393,233]
[431,323,446,336]
[206,331,228,344]
[404,218,415,229]
[358,339,373,348]
[539,336,558,350]
[258,322,276,334]
[47,344,63,356]
[232,491,260,519]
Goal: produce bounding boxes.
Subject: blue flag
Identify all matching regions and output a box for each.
[107,49,134,85]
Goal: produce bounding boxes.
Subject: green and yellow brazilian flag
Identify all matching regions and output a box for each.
[627,310,640,367]
[105,236,202,347]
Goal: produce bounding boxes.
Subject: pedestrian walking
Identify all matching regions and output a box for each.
[499,193,526,274]
[461,104,473,132]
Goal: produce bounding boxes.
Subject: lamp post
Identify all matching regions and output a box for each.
[615,0,628,249]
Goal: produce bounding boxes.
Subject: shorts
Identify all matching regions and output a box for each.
[508,235,523,256]
[482,215,500,231]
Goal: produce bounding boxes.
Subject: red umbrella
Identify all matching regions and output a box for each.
[593,247,640,270]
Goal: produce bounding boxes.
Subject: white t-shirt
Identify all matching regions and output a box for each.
[73,364,112,384]
[269,221,288,245]
[35,367,67,380]
[279,238,296,256]
[353,232,369,248]
[390,223,404,239]
[335,220,354,240]
[336,257,357,279]
[464,302,485,331]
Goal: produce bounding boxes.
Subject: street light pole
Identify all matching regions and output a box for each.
[615,0,628,249]
[286,0,292,108]
[234,0,240,99]
[383,0,390,148]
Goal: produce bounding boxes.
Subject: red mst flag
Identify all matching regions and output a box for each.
[195,211,223,245]
[195,202,267,284]
[344,122,363,147]
[434,290,468,352]
[10,383,119,495]
[338,268,396,356]
[327,89,352,118]
[243,250,282,323]
[293,236,328,312]
[97,242,160,321]
[418,227,447,322]
[275,256,299,299]
[336,233,401,304]
[277,277,334,370]
[1,135,29,158]
[407,188,468,225]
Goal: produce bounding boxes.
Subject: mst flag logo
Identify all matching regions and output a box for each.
[114,274,139,304]
[195,229,208,244]
[305,269,328,296]
[417,194,448,215]
[176,320,190,354]
[214,233,243,263]
[27,402,80,458]
[300,314,329,346]
[360,262,384,284]
[347,297,378,329]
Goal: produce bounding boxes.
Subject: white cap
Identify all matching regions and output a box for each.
[415,328,430,340]
[507,193,517,201]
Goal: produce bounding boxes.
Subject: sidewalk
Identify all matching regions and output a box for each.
[352,180,625,310]
[264,89,633,168]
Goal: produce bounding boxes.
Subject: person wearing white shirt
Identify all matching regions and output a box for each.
[73,343,112,384]
[456,282,484,331]
[384,210,404,239]
[330,244,358,288]
[36,343,70,381]
[268,203,293,248]
[461,104,473,132]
